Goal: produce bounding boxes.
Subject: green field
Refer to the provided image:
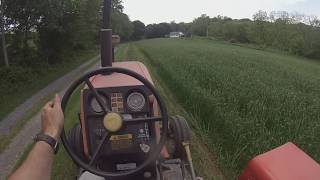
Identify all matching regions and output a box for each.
[47,38,320,179]
[116,38,320,178]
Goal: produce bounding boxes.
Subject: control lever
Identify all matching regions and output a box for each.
[182,142,197,180]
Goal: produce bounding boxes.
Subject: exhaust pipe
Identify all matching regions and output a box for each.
[101,0,112,67]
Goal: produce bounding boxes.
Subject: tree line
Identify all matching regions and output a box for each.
[1,1,320,68]
[0,0,133,67]
[201,11,320,59]
[139,11,320,59]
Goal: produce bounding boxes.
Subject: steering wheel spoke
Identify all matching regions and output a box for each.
[124,116,162,124]
[89,132,111,166]
[85,78,110,113]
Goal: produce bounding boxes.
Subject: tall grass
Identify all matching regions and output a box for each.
[126,38,320,178]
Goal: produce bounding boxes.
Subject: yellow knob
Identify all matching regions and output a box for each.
[103,113,123,132]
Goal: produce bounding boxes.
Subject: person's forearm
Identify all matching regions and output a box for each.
[9,95,63,180]
[9,141,54,180]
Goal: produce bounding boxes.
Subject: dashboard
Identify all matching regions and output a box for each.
[82,85,157,170]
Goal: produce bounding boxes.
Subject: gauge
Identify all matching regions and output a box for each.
[90,94,108,113]
[127,92,146,111]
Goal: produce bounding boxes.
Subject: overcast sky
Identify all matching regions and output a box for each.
[122,0,320,24]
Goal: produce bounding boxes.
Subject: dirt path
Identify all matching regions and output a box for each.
[0,57,100,179]
[0,56,99,136]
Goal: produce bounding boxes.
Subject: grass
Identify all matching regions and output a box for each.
[116,43,225,179]
[0,48,98,121]
[0,54,99,153]
[116,38,320,179]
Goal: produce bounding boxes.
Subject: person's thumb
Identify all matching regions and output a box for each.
[54,94,61,107]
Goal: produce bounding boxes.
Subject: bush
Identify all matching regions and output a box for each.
[0,66,35,89]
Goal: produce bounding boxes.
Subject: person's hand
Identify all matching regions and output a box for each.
[41,94,64,141]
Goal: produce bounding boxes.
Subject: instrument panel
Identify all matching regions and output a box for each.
[82,85,156,158]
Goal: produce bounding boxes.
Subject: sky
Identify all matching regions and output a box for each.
[122,0,320,24]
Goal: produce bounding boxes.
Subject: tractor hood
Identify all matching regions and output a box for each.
[90,61,154,88]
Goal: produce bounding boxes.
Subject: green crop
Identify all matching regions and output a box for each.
[119,38,320,179]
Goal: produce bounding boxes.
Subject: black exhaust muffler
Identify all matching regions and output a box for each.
[100,0,112,67]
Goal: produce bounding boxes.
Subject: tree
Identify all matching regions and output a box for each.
[221,21,250,43]
[36,0,82,64]
[5,0,43,51]
[73,0,101,49]
[169,21,179,32]
[111,11,133,41]
[0,0,138,66]
[252,10,269,44]
[177,22,191,35]
[306,15,320,27]
[112,0,124,13]
[131,20,145,40]
[253,10,268,22]
[191,14,210,37]
[145,23,171,39]
[0,0,8,67]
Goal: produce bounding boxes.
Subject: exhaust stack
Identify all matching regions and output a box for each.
[101,0,113,67]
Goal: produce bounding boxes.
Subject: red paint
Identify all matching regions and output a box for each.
[240,142,320,180]
[90,61,154,88]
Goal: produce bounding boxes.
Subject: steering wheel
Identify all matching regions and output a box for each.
[61,67,169,178]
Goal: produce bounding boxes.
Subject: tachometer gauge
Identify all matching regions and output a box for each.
[127,92,145,111]
[90,94,108,113]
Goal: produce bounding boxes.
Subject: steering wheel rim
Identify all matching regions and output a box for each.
[61,67,168,178]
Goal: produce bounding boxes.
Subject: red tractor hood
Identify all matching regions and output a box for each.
[90,61,154,88]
